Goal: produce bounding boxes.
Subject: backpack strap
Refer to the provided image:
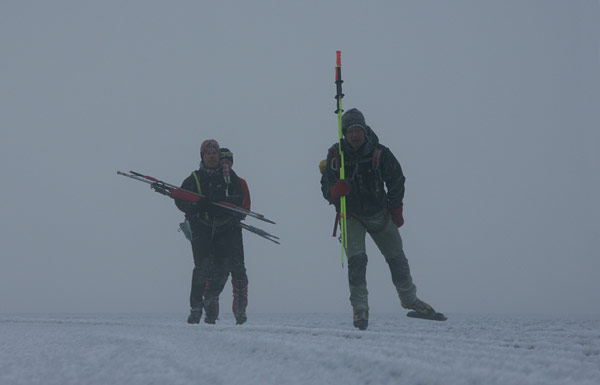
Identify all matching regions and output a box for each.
[192,171,202,194]
[192,171,209,220]
[372,148,384,192]
[329,146,340,173]
[372,148,383,171]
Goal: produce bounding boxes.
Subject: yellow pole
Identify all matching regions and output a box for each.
[335,51,347,266]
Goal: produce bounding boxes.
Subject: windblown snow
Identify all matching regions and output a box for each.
[1,313,598,385]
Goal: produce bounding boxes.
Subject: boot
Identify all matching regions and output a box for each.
[204,297,219,324]
[353,310,369,330]
[232,278,248,325]
[235,313,247,325]
[187,308,202,324]
[401,298,447,321]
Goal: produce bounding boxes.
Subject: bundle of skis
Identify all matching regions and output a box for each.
[117,170,279,244]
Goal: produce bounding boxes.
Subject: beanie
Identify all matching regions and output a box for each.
[200,139,220,158]
[341,108,368,136]
[220,147,234,165]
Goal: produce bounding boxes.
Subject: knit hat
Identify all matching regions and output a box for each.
[200,139,220,158]
[220,147,234,165]
[341,108,367,136]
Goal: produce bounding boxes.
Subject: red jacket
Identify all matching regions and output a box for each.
[239,177,251,211]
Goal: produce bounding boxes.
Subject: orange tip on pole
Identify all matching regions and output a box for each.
[336,51,341,66]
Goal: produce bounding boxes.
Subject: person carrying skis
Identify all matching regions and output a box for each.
[175,139,246,325]
[202,147,251,325]
[320,108,446,330]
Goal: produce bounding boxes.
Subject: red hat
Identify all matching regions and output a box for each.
[200,139,220,157]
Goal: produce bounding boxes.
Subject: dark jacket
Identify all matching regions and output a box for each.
[320,127,406,217]
[175,164,244,232]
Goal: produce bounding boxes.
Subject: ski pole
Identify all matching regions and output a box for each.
[240,222,280,244]
[335,50,347,267]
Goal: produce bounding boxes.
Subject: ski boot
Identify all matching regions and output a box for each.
[204,297,219,324]
[235,314,247,325]
[187,308,202,324]
[401,298,447,321]
[353,310,369,330]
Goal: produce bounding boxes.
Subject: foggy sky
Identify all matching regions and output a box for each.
[1,0,599,316]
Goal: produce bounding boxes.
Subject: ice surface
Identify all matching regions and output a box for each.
[1,313,598,385]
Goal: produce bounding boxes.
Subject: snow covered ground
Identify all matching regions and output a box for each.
[1,312,598,385]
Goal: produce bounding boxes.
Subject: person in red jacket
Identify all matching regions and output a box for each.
[217,147,250,325]
[204,147,251,325]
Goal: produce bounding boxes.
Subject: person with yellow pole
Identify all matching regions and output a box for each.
[320,52,446,330]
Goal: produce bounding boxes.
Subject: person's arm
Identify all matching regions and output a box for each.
[174,174,209,215]
[239,177,251,211]
[382,147,406,227]
[382,147,405,208]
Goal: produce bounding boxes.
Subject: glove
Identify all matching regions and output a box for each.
[389,206,404,227]
[330,180,351,199]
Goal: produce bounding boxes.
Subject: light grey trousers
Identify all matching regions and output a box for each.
[344,209,417,312]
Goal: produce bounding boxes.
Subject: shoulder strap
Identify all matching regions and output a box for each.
[372,148,384,192]
[192,171,209,220]
[331,146,339,159]
[329,146,340,173]
[192,171,202,194]
[372,148,383,170]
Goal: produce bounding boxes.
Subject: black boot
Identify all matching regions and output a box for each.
[401,298,447,321]
[204,297,219,324]
[353,310,369,330]
[232,278,248,325]
[187,308,202,324]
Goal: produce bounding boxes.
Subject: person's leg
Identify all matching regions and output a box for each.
[227,226,248,324]
[369,215,417,306]
[345,215,369,329]
[203,227,240,324]
[205,260,229,304]
[229,225,247,281]
[187,231,211,323]
[369,211,444,319]
[203,260,229,324]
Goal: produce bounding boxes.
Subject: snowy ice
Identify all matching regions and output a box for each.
[1,313,598,385]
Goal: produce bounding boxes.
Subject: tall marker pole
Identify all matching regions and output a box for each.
[335,50,348,266]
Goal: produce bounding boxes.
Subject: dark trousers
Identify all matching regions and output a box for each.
[189,224,245,309]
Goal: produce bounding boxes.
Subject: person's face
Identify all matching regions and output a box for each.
[203,148,220,169]
[346,126,366,150]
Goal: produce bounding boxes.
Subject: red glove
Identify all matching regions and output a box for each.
[390,206,404,227]
[330,180,351,199]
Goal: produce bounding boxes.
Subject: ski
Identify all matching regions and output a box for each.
[240,222,280,245]
[118,170,279,244]
[118,170,276,224]
[406,311,448,321]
